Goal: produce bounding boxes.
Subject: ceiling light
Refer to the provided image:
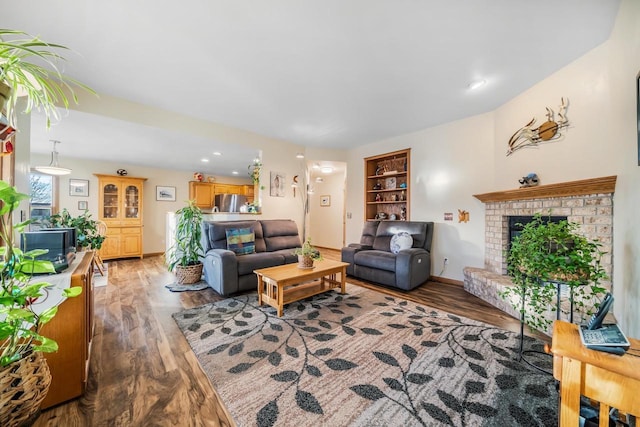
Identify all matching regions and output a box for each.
[468,79,486,90]
[34,140,72,175]
[312,163,320,169]
[295,153,305,159]
[315,177,324,183]
[232,170,239,175]
[213,151,222,156]
[201,158,210,162]
[321,167,333,174]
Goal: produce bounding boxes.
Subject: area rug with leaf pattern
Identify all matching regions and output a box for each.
[172,284,557,427]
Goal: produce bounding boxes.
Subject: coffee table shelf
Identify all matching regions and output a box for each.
[255,259,349,317]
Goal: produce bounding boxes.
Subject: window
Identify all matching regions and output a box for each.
[29,172,56,229]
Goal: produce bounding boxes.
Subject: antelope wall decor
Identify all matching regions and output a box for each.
[506,98,569,156]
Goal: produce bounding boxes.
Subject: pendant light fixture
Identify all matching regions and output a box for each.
[35,140,72,175]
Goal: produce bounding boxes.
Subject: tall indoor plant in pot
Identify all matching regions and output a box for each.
[500,213,608,333]
[0,29,96,130]
[0,182,82,426]
[166,200,204,284]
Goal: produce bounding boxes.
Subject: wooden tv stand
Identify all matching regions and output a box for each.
[39,251,95,409]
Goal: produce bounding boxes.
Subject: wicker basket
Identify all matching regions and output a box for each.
[0,352,52,427]
[297,255,314,269]
[175,263,204,284]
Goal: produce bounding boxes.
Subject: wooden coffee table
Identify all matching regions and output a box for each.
[255,259,349,317]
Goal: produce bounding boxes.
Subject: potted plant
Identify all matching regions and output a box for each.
[293,238,323,269]
[46,208,106,251]
[166,200,204,284]
[500,213,608,332]
[0,181,82,425]
[0,29,96,129]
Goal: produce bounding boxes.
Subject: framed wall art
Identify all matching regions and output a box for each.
[156,186,176,201]
[78,200,88,210]
[69,179,89,197]
[320,195,331,207]
[270,171,286,197]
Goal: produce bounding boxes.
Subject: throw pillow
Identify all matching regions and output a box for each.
[226,228,256,255]
[390,231,413,254]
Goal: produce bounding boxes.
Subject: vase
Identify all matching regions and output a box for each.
[0,352,52,427]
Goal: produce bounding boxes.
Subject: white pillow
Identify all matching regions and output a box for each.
[390,232,413,254]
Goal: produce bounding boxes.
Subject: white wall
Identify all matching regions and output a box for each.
[345,112,495,280]
[344,0,640,337]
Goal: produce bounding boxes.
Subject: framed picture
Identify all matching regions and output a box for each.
[69,179,89,197]
[78,200,88,210]
[270,171,286,197]
[156,186,176,201]
[320,195,331,207]
[385,177,396,190]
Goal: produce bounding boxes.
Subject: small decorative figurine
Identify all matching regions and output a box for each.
[519,173,539,188]
[373,181,382,190]
[375,193,382,202]
[400,207,406,221]
[193,172,204,182]
[116,168,128,176]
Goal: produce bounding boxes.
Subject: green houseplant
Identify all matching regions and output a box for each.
[292,238,322,269]
[0,181,82,425]
[0,29,96,129]
[166,200,204,284]
[46,208,105,251]
[500,213,608,332]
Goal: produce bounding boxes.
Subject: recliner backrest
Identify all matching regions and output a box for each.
[261,219,301,252]
[201,220,266,252]
[372,221,434,252]
[359,221,380,246]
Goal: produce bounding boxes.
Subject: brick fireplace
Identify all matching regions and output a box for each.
[463,176,616,322]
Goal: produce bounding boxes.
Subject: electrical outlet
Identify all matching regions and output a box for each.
[444,258,449,265]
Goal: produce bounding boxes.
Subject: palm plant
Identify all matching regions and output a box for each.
[0,29,96,128]
[166,200,204,284]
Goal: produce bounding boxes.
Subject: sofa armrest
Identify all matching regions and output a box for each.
[202,249,239,296]
[341,245,371,276]
[395,248,431,290]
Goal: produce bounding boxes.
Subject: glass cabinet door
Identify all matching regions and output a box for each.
[103,183,119,219]
[124,184,140,219]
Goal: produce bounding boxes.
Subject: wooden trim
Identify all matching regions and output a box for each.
[473,176,617,203]
[93,173,148,181]
[363,148,412,162]
[430,275,464,286]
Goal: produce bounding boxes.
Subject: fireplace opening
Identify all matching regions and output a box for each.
[506,215,567,270]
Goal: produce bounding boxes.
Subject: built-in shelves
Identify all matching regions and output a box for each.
[364,148,410,221]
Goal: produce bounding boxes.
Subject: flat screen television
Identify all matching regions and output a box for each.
[39,227,77,254]
[20,229,76,273]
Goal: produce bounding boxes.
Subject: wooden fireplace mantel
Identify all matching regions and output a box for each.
[473,176,617,203]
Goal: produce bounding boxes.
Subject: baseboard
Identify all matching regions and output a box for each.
[144,252,165,258]
[430,275,463,286]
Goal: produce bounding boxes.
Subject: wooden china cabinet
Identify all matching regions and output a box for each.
[95,174,147,260]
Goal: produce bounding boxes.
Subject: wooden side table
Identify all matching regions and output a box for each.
[551,320,640,426]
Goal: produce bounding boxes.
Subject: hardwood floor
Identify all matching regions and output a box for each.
[33,250,547,426]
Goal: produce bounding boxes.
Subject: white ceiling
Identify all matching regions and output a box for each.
[3,0,621,176]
